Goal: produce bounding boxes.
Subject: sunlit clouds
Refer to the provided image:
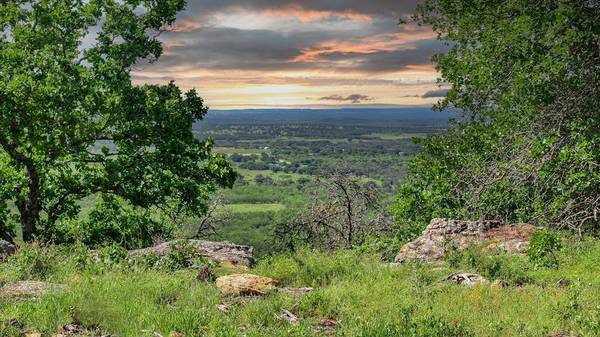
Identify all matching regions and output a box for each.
[135,1,447,109]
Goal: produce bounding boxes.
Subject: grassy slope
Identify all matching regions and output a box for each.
[2,237,600,337]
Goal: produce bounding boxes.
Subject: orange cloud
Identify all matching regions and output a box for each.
[262,4,372,22]
[166,19,202,32]
[295,29,437,63]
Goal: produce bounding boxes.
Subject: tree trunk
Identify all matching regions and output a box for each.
[18,166,41,242]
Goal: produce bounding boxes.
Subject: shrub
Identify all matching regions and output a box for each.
[6,243,56,280]
[528,231,562,268]
[155,241,207,271]
[96,244,128,266]
[447,245,533,286]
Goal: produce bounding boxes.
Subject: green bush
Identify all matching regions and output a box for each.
[528,231,562,268]
[96,244,128,266]
[6,243,57,280]
[155,241,207,271]
[446,245,533,286]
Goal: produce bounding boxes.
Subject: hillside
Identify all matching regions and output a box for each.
[1,234,599,336]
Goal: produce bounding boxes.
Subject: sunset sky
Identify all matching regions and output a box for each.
[133,0,448,109]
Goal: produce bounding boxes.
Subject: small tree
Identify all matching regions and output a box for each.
[0,1,235,242]
[276,167,389,251]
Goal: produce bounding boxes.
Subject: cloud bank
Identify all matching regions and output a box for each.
[134,0,447,108]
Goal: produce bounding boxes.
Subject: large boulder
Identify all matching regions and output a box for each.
[128,240,255,267]
[0,239,16,258]
[395,218,540,263]
[215,274,278,296]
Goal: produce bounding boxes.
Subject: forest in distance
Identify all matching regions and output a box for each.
[192,108,452,256]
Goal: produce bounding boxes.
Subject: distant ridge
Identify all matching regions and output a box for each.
[202,108,457,125]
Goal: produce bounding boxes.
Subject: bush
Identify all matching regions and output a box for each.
[96,244,128,266]
[528,231,562,268]
[155,241,207,271]
[446,245,533,286]
[79,195,172,250]
[6,243,57,280]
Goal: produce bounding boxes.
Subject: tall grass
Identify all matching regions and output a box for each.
[2,239,600,336]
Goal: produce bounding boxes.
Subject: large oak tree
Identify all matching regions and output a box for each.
[0,0,235,243]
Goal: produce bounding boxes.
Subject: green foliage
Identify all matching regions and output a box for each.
[5,243,56,280]
[0,0,235,243]
[155,240,206,271]
[528,231,562,268]
[446,245,533,286]
[356,309,472,337]
[96,244,128,266]
[393,0,600,238]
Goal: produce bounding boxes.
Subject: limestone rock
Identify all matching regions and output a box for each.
[129,240,255,267]
[0,281,67,300]
[277,287,314,296]
[0,240,16,258]
[215,274,277,296]
[446,273,488,286]
[395,218,540,263]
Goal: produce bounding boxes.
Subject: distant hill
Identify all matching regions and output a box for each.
[199,108,457,125]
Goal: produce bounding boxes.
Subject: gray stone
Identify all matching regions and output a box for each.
[0,281,67,300]
[395,218,540,263]
[0,239,16,258]
[129,239,255,267]
[446,273,488,286]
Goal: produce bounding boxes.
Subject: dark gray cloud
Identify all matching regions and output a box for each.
[422,88,450,98]
[182,0,422,17]
[319,94,373,103]
[143,26,443,73]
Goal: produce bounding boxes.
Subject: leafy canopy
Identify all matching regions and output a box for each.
[393,0,599,238]
[0,0,235,244]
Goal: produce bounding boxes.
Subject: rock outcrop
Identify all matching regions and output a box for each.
[0,239,16,258]
[129,240,255,267]
[0,281,67,300]
[215,274,278,296]
[395,218,540,263]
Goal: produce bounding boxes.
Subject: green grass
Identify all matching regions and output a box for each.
[2,237,600,336]
[222,203,286,213]
[215,147,269,155]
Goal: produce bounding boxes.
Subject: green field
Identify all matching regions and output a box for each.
[221,203,286,213]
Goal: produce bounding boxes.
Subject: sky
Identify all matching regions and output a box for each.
[132,0,449,109]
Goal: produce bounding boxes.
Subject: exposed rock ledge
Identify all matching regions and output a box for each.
[395,218,540,263]
[129,240,255,267]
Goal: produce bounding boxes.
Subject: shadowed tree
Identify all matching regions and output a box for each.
[0,0,235,243]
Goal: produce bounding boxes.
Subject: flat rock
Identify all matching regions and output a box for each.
[129,239,255,267]
[395,218,540,263]
[446,273,488,286]
[0,281,67,300]
[215,274,277,296]
[0,240,16,258]
[277,287,314,296]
